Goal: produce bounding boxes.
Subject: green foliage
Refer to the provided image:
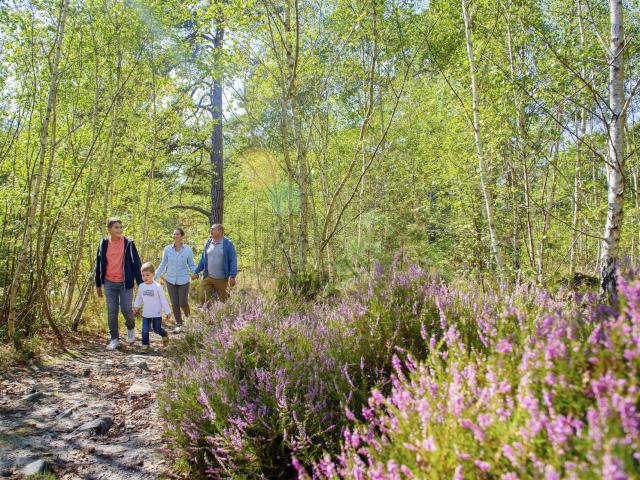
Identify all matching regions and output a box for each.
[276,271,330,301]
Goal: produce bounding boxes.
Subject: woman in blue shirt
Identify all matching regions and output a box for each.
[155,228,196,333]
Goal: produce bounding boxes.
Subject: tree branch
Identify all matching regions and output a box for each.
[170,204,212,218]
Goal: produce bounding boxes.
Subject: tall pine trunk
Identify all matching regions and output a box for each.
[210,26,225,225]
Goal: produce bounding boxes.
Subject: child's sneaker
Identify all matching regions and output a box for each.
[127,328,136,345]
[140,344,150,354]
[106,339,119,350]
[172,325,182,334]
[162,335,170,347]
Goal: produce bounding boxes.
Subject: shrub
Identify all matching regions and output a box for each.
[276,270,331,301]
[160,260,468,478]
[300,272,640,479]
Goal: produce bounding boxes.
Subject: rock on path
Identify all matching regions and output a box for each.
[0,335,178,479]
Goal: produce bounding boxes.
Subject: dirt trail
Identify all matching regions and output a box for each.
[0,334,178,479]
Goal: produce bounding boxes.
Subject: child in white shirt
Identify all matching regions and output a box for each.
[133,262,171,353]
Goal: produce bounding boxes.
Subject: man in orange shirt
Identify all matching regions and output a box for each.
[95,218,143,350]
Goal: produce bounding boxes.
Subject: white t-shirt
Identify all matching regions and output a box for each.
[134,282,171,318]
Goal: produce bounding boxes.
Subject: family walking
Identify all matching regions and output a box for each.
[94,219,238,351]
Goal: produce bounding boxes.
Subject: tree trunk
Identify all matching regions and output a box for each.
[209,26,225,225]
[570,109,586,275]
[284,0,308,270]
[101,51,123,225]
[537,136,559,284]
[505,10,534,273]
[142,43,158,258]
[462,0,505,279]
[357,3,378,268]
[600,0,625,299]
[7,0,68,345]
[570,0,588,276]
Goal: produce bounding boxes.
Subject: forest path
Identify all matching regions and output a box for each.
[0,333,179,479]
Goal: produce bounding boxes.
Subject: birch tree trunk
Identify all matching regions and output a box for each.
[6,0,69,344]
[537,136,559,284]
[505,8,534,272]
[600,0,625,299]
[462,0,505,279]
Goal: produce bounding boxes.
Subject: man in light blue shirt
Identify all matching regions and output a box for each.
[207,239,226,280]
[194,224,238,304]
[155,228,196,332]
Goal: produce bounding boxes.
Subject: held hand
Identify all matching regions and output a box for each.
[229,277,236,288]
[96,287,103,298]
[132,307,139,315]
[191,274,199,281]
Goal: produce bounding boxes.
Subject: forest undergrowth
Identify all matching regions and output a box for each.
[160,260,640,479]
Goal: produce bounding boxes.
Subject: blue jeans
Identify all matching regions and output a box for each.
[141,317,167,345]
[104,280,135,340]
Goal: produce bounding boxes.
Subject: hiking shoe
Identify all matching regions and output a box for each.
[172,326,182,334]
[162,335,170,347]
[127,328,136,345]
[140,344,150,354]
[106,339,119,350]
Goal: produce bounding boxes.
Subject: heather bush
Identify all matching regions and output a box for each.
[161,260,457,478]
[301,272,640,479]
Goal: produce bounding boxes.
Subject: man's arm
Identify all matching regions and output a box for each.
[228,242,238,278]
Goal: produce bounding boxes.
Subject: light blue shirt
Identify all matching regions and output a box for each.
[206,240,226,279]
[155,244,195,285]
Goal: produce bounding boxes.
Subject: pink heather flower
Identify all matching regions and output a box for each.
[291,456,304,473]
[478,413,493,429]
[496,338,513,354]
[387,459,401,478]
[345,408,356,422]
[545,373,556,386]
[502,444,518,466]
[392,354,403,374]
[400,465,413,477]
[371,390,385,406]
[474,459,491,472]
[459,418,485,442]
[501,474,518,480]
[453,465,464,480]
[421,436,436,452]
[403,442,417,452]
[602,452,627,480]
[544,465,559,480]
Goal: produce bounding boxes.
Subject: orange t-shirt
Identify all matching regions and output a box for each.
[104,237,125,282]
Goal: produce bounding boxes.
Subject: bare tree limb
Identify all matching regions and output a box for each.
[170,204,212,218]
